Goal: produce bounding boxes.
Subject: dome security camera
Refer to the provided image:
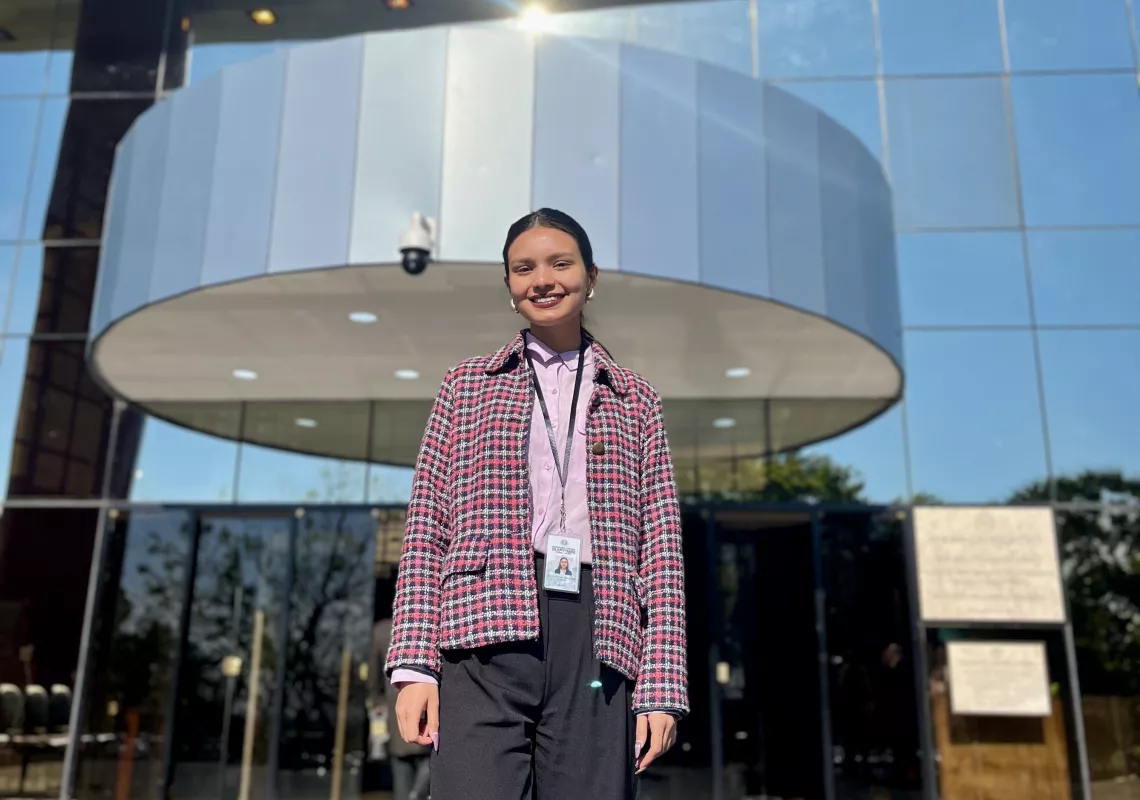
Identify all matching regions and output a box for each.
[399,212,436,276]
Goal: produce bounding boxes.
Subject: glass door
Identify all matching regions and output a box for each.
[712,510,829,800]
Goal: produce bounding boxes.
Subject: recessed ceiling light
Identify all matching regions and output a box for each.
[349,311,378,324]
[725,367,751,379]
[232,368,258,380]
[386,0,412,9]
[712,417,737,429]
[295,418,318,429]
[249,8,276,25]
[394,369,420,380]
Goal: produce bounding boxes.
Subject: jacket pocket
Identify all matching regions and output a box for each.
[442,535,488,577]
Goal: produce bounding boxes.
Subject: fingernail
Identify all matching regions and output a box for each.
[634,741,643,756]
[431,732,439,752]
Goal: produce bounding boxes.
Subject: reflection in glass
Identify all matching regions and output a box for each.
[76,510,194,800]
[0,506,100,797]
[1052,507,1140,793]
[821,511,921,796]
[1029,230,1140,327]
[1004,0,1134,71]
[67,0,164,93]
[1038,330,1140,484]
[0,48,50,96]
[127,412,240,504]
[802,406,909,504]
[21,98,68,242]
[42,99,151,241]
[0,336,31,493]
[904,330,1047,503]
[897,231,1030,327]
[277,510,374,800]
[169,515,291,800]
[779,80,882,159]
[1011,74,1140,227]
[756,0,876,78]
[0,98,40,242]
[715,512,824,800]
[236,447,367,505]
[877,0,1002,76]
[180,43,277,87]
[365,464,413,506]
[635,1,752,77]
[885,77,1019,229]
[5,339,114,498]
[3,246,98,335]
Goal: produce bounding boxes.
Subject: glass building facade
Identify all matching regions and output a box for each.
[1,0,1138,798]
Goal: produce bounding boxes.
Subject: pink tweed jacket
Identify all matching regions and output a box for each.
[385,332,689,716]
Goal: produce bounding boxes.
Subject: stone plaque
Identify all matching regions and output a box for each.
[947,641,1052,717]
[914,506,1065,624]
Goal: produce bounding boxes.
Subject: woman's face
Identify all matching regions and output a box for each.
[559,557,569,570]
[505,227,596,331]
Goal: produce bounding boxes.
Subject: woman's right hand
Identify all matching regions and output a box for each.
[395,682,439,750]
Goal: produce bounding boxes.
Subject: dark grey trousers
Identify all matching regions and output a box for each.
[431,556,637,800]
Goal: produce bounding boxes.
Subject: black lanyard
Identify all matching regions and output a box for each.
[524,337,587,532]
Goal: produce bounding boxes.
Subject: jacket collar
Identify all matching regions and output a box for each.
[484,329,628,395]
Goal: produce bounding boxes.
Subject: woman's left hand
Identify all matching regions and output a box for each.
[634,712,677,773]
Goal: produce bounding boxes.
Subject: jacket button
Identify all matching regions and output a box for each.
[591,441,605,455]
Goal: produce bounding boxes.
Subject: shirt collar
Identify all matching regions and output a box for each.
[523,331,591,372]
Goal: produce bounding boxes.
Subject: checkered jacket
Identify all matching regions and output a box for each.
[385,331,689,716]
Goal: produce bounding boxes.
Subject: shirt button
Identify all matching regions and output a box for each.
[538,508,546,516]
[545,463,552,471]
[551,388,558,394]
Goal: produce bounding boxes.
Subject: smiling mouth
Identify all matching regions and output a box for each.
[529,295,566,308]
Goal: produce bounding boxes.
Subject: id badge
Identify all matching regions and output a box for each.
[543,535,582,594]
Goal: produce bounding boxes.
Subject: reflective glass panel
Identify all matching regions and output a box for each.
[801,405,909,504]
[0,46,50,96]
[1011,74,1140,227]
[779,80,882,159]
[549,7,635,40]
[277,509,375,800]
[904,330,1048,503]
[21,97,68,242]
[68,0,163,93]
[366,464,414,505]
[1005,0,1134,71]
[0,246,17,329]
[0,98,39,242]
[75,509,194,800]
[3,245,97,335]
[181,42,277,87]
[885,78,1019,229]
[237,445,368,505]
[1029,230,1140,327]
[0,336,30,495]
[126,409,241,503]
[43,99,151,241]
[168,514,292,800]
[635,0,752,76]
[0,506,99,797]
[1038,330,1140,486]
[5,339,114,498]
[897,231,1030,327]
[756,0,876,79]
[878,0,1002,76]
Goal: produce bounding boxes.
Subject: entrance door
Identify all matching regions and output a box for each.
[713,511,828,800]
[165,509,375,800]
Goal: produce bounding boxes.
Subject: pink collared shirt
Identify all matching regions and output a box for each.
[391,333,596,688]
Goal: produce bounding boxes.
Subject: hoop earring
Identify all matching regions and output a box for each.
[510,298,519,313]
[587,287,595,301]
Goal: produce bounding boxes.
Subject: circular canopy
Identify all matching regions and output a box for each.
[89,28,903,465]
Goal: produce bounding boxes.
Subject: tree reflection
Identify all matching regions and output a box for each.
[679,452,866,503]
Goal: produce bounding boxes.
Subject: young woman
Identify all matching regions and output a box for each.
[384,208,688,800]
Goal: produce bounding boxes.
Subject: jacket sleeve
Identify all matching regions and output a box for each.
[632,389,690,716]
[384,371,455,679]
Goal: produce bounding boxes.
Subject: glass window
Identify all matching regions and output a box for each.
[0,98,40,242]
[43,99,152,241]
[1011,74,1140,227]
[182,42,278,86]
[756,0,877,79]
[878,0,1003,76]
[550,6,635,40]
[0,336,30,495]
[1029,230,1140,327]
[897,231,1030,327]
[75,509,194,800]
[1038,330,1140,485]
[904,330,1048,503]
[0,47,50,95]
[885,77,1019,229]
[5,339,114,498]
[21,97,68,242]
[367,463,414,505]
[801,405,909,503]
[68,3,163,93]
[237,445,368,504]
[126,410,241,503]
[779,79,882,159]
[3,245,97,335]
[635,0,752,77]
[0,246,17,330]
[1005,0,1134,71]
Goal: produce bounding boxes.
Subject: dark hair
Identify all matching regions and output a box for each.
[502,208,609,353]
